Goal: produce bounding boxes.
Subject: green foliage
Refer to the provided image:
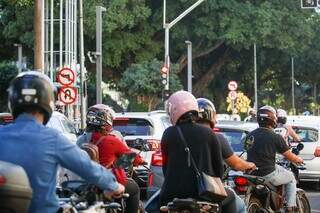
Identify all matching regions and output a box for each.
[119,59,182,110]
[0,61,17,111]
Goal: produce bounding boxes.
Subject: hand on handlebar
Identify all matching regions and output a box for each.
[295,156,304,164]
[104,183,125,199]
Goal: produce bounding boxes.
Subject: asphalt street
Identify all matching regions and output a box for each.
[299,182,320,213]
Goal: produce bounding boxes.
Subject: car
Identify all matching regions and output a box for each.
[46,111,78,144]
[0,111,78,144]
[286,121,320,186]
[0,113,13,126]
[147,120,258,198]
[113,110,171,198]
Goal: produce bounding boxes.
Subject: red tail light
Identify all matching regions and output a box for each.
[213,127,220,132]
[151,151,163,166]
[234,176,248,193]
[147,139,160,151]
[314,147,320,157]
[234,176,248,186]
[0,176,6,186]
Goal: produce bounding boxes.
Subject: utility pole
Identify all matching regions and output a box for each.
[185,41,192,93]
[34,0,44,72]
[79,0,86,128]
[96,6,106,104]
[254,43,258,112]
[163,0,206,91]
[291,57,296,114]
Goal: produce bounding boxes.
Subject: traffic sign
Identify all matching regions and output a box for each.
[301,0,317,8]
[57,67,76,86]
[228,81,238,91]
[228,91,237,100]
[59,86,77,105]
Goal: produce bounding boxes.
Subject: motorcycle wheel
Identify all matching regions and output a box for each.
[296,191,311,213]
[247,197,267,213]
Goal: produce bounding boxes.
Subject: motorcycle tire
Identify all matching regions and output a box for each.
[247,197,268,213]
[296,191,311,213]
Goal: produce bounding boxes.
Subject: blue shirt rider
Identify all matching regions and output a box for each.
[0,71,124,213]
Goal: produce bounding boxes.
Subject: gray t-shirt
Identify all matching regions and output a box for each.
[216,133,234,159]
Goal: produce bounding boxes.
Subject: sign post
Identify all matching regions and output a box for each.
[228,81,238,114]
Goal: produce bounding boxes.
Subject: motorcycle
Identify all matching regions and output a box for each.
[144,189,220,213]
[233,143,311,213]
[58,153,145,213]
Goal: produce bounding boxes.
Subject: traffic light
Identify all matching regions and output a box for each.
[161,66,169,85]
[301,0,317,8]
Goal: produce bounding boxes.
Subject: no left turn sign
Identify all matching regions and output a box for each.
[228,81,238,91]
[57,68,75,86]
[59,86,77,105]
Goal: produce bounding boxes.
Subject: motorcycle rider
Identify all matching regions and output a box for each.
[275,108,301,143]
[197,98,256,213]
[77,104,144,213]
[0,71,124,213]
[245,105,304,212]
[244,108,257,122]
[160,91,235,212]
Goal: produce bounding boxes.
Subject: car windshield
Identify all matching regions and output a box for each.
[217,128,247,152]
[61,118,77,134]
[113,118,154,136]
[292,126,318,142]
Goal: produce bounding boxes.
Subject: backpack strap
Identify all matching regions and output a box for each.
[92,136,106,146]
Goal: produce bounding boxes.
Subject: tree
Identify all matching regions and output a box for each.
[0,61,18,111]
[119,59,182,111]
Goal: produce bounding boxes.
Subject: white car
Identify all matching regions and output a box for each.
[46,111,78,144]
[286,119,320,185]
[113,110,171,198]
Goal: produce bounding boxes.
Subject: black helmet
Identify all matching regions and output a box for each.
[86,104,113,127]
[8,71,55,125]
[197,98,216,128]
[257,105,277,128]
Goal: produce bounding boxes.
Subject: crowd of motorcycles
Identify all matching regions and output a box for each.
[0,139,312,213]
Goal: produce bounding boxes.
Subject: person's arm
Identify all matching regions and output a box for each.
[276,134,304,164]
[225,154,256,171]
[55,133,121,193]
[210,133,224,179]
[282,150,303,163]
[287,125,301,142]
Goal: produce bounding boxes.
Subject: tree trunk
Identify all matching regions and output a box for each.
[34,0,43,72]
[193,48,231,97]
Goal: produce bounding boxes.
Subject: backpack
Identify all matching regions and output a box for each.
[79,132,105,163]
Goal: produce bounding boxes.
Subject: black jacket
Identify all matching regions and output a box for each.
[159,122,224,205]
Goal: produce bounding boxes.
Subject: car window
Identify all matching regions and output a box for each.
[292,127,318,142]
[217,129,247,152]
[60,118,77,134]
[113,118,154,136]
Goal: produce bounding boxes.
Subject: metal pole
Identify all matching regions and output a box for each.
[254,43,258,112]
[14,44,23,73]
[79,0,86,128]
[314,83,317,115]
[50,0,54,80]
[292,57,296,114]
[164,27,170,91]
[59,0,63,68]
[96,6,106,104]
[185,41,192,93]
[163,0,206,91]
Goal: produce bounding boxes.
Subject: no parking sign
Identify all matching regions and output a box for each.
[58,86,77,105]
